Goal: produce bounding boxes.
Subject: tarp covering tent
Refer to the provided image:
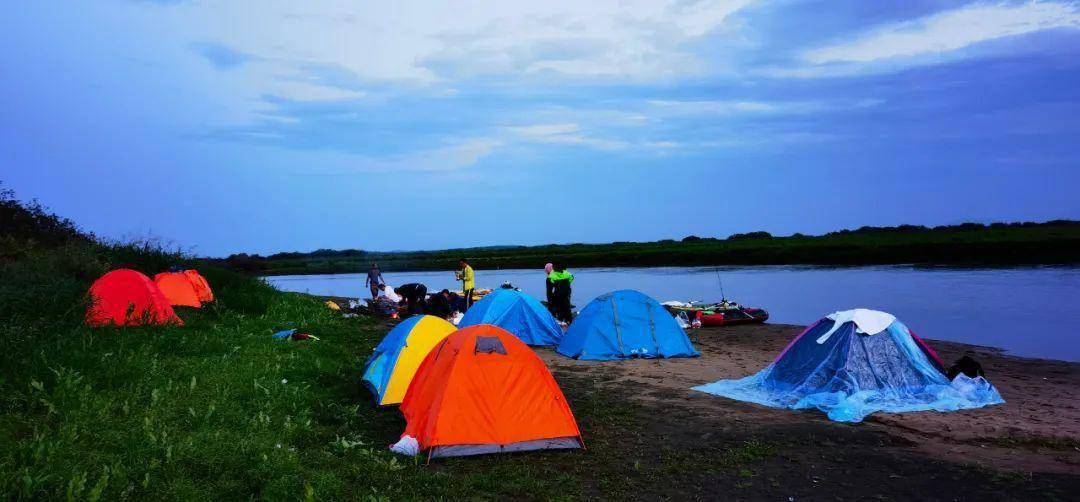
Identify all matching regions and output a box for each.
[396,324,583,459]
[362,315,457,406]
[154,272,202,308]
[458,289,563,346]
[86,269,182,327]
[183,269,214,303]
[556,289,699,360]
[693,309,1004,422]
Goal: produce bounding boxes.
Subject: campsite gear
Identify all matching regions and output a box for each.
[273,329,297,339]
[948,355,985,380]
[556,290,699,360]
[458,289,563,346]
[397,324,583,459]
[325,300,341,311]
[693,309,1003,422]
[86,269,183,327]
[362,315,457,406]
[154,272,202,308]
[183,269,214,303]
[291,333,319,341]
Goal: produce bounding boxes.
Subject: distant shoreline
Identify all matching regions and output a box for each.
[217,220,1080,275]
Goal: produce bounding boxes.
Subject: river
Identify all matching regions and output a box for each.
[264,265,1080,362]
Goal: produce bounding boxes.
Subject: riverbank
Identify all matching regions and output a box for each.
[223,220,1080,275]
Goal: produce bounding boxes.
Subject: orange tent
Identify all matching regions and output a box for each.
[154,272,202,308]
[86,269,182,327]
[183,269,214,303]
[398,324,583,459]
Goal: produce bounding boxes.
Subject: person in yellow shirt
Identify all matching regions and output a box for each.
[455,258,475,309]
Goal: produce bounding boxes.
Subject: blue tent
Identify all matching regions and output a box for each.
[556,289,699,360]
[693,309,1004,422]
[361,315,456,406]
[458,289,563,346]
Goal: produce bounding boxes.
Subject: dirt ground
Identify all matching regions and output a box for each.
[538,324,1080,500]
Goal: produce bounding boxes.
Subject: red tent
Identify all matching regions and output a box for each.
[86,269,182,327]
[183,269,214,303]
[399,324,583,459]
[154,272,201,308]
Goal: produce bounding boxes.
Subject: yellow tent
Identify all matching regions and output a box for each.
[361,315,457,406]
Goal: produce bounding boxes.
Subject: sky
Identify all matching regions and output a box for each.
[2,0,1079,256]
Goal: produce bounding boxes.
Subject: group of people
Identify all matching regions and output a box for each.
[363,258,576,323]
[363,259,476,319]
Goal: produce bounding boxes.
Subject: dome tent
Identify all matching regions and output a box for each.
[556,289,699,360]
[693,309,1004,422]
[362,315,457,406]
[86,269,182,327]
[154,272,202,307]
[395,324,582,459]
[458,289,563,346]
[183,269,214,303]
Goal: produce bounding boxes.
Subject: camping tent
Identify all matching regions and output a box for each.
[86,269,183,327]
[458,289,563,346]
[362,315,457,406]
[154,272,202,308]
[693,309,1005,422]
[556,289,699,360]
[395,324,583,459]
[183,269,214,303]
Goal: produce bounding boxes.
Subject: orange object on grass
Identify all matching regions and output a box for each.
[183,269,214,303]
[154,272,202,308]
[399,324,583,459]
[86,269,182,327]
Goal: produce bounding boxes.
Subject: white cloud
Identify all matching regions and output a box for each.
[507,122,628,150]
[646,98,881,115]
[805,1,1080,65]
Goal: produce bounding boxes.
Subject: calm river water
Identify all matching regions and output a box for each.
[265,266,1080,362]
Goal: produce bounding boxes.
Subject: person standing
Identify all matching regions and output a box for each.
[549,264,574,323]
[544,263,555,314]
[455,258,475,309]
[364,263,384,299]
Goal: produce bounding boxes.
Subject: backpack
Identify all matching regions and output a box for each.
[947,355,984,380]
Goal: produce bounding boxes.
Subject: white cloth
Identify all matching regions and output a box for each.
[816,309,897,344]
[389,435,419,456]
[449,311,464,326]
[379,285,401,303]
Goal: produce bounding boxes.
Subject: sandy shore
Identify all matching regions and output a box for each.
[540,323,1080,475]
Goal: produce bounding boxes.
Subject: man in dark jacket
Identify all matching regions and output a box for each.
[548,264,574,323]
[394,283,428,316]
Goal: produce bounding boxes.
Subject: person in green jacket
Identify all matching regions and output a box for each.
[455,258,475,309]
[548,264,574,323]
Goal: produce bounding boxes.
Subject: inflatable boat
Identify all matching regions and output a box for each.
[662,301,769,327]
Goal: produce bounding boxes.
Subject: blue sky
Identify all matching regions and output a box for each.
[2,0,1078,256]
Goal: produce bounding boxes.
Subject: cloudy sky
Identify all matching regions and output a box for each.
[2,0,1079,255]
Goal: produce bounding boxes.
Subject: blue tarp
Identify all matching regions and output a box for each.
[556,289,699,360]
[693,316,1004,422]
[459,289,563,346]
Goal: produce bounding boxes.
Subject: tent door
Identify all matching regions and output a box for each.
[610,298,626,356]
[645,300,660,355]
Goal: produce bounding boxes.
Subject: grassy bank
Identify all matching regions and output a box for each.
[0,190,787,499]
[223,221,1080,275]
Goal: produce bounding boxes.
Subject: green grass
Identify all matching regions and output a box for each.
[0,235,787,500]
